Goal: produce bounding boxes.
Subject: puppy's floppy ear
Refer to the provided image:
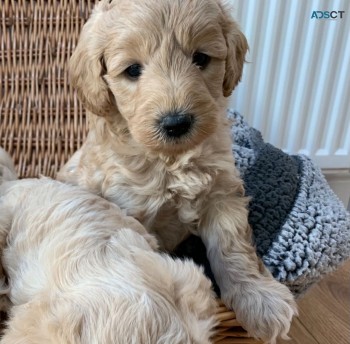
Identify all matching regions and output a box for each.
[69,6,115,116]
[165,258,216,316]
[218,2,249,97]
[166,258,217,342]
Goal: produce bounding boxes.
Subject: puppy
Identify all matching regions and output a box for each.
[0,148,217,343]
[58,0,297,342]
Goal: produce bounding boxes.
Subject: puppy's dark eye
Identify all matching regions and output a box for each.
[192,52,211,70]
[125,64,143,80]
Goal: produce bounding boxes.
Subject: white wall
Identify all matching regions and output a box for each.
[324,171,350,209]
[228,0,350,171]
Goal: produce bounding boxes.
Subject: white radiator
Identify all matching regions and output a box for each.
[229,0,350,169]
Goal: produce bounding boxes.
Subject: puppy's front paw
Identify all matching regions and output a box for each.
[223,279,297,343]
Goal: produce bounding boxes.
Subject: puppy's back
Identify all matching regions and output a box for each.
[1,177,152,302]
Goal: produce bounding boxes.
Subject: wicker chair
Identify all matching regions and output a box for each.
[0,2,262,343]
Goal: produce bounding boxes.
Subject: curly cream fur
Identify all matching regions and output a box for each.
[58,0,297,342]
[0,148,217,343]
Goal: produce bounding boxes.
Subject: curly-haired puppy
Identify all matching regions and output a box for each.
[0,148,216,344]
[59,0,297,342]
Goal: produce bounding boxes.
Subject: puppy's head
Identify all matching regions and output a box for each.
[70,0,248,154]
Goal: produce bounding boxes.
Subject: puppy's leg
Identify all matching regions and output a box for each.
[199,173,297,343]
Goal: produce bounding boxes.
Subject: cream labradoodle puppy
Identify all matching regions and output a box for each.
[0,148,217,343]
[59,0,297,342]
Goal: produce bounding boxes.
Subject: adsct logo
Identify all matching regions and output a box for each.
[311,11,345,19]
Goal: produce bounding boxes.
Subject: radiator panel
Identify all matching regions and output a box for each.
[229,0,350,169]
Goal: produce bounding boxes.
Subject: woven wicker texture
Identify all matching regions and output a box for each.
[0,0,93,178]
[0,1,262,343]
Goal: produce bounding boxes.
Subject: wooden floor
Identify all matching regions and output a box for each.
[278,260,350,344]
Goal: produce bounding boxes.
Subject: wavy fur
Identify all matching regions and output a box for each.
[58,1,297,342]
[0,154,216,343]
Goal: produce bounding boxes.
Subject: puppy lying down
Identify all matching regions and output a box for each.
[0,148,216,344]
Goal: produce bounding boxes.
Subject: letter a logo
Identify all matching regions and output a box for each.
[311,11,318,19]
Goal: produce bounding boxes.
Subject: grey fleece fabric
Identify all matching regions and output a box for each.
[230,110,350,295]
[175,110,350,296]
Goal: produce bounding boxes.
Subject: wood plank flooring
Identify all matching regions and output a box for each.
[278,260,350,344]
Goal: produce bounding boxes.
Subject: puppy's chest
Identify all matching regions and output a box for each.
[104,161,216,229]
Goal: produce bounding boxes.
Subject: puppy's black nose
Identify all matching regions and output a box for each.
[159,112,194,138]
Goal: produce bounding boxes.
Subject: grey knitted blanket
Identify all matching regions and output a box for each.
[175,110,350,296]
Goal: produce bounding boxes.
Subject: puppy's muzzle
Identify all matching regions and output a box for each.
[159,112,194,139]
